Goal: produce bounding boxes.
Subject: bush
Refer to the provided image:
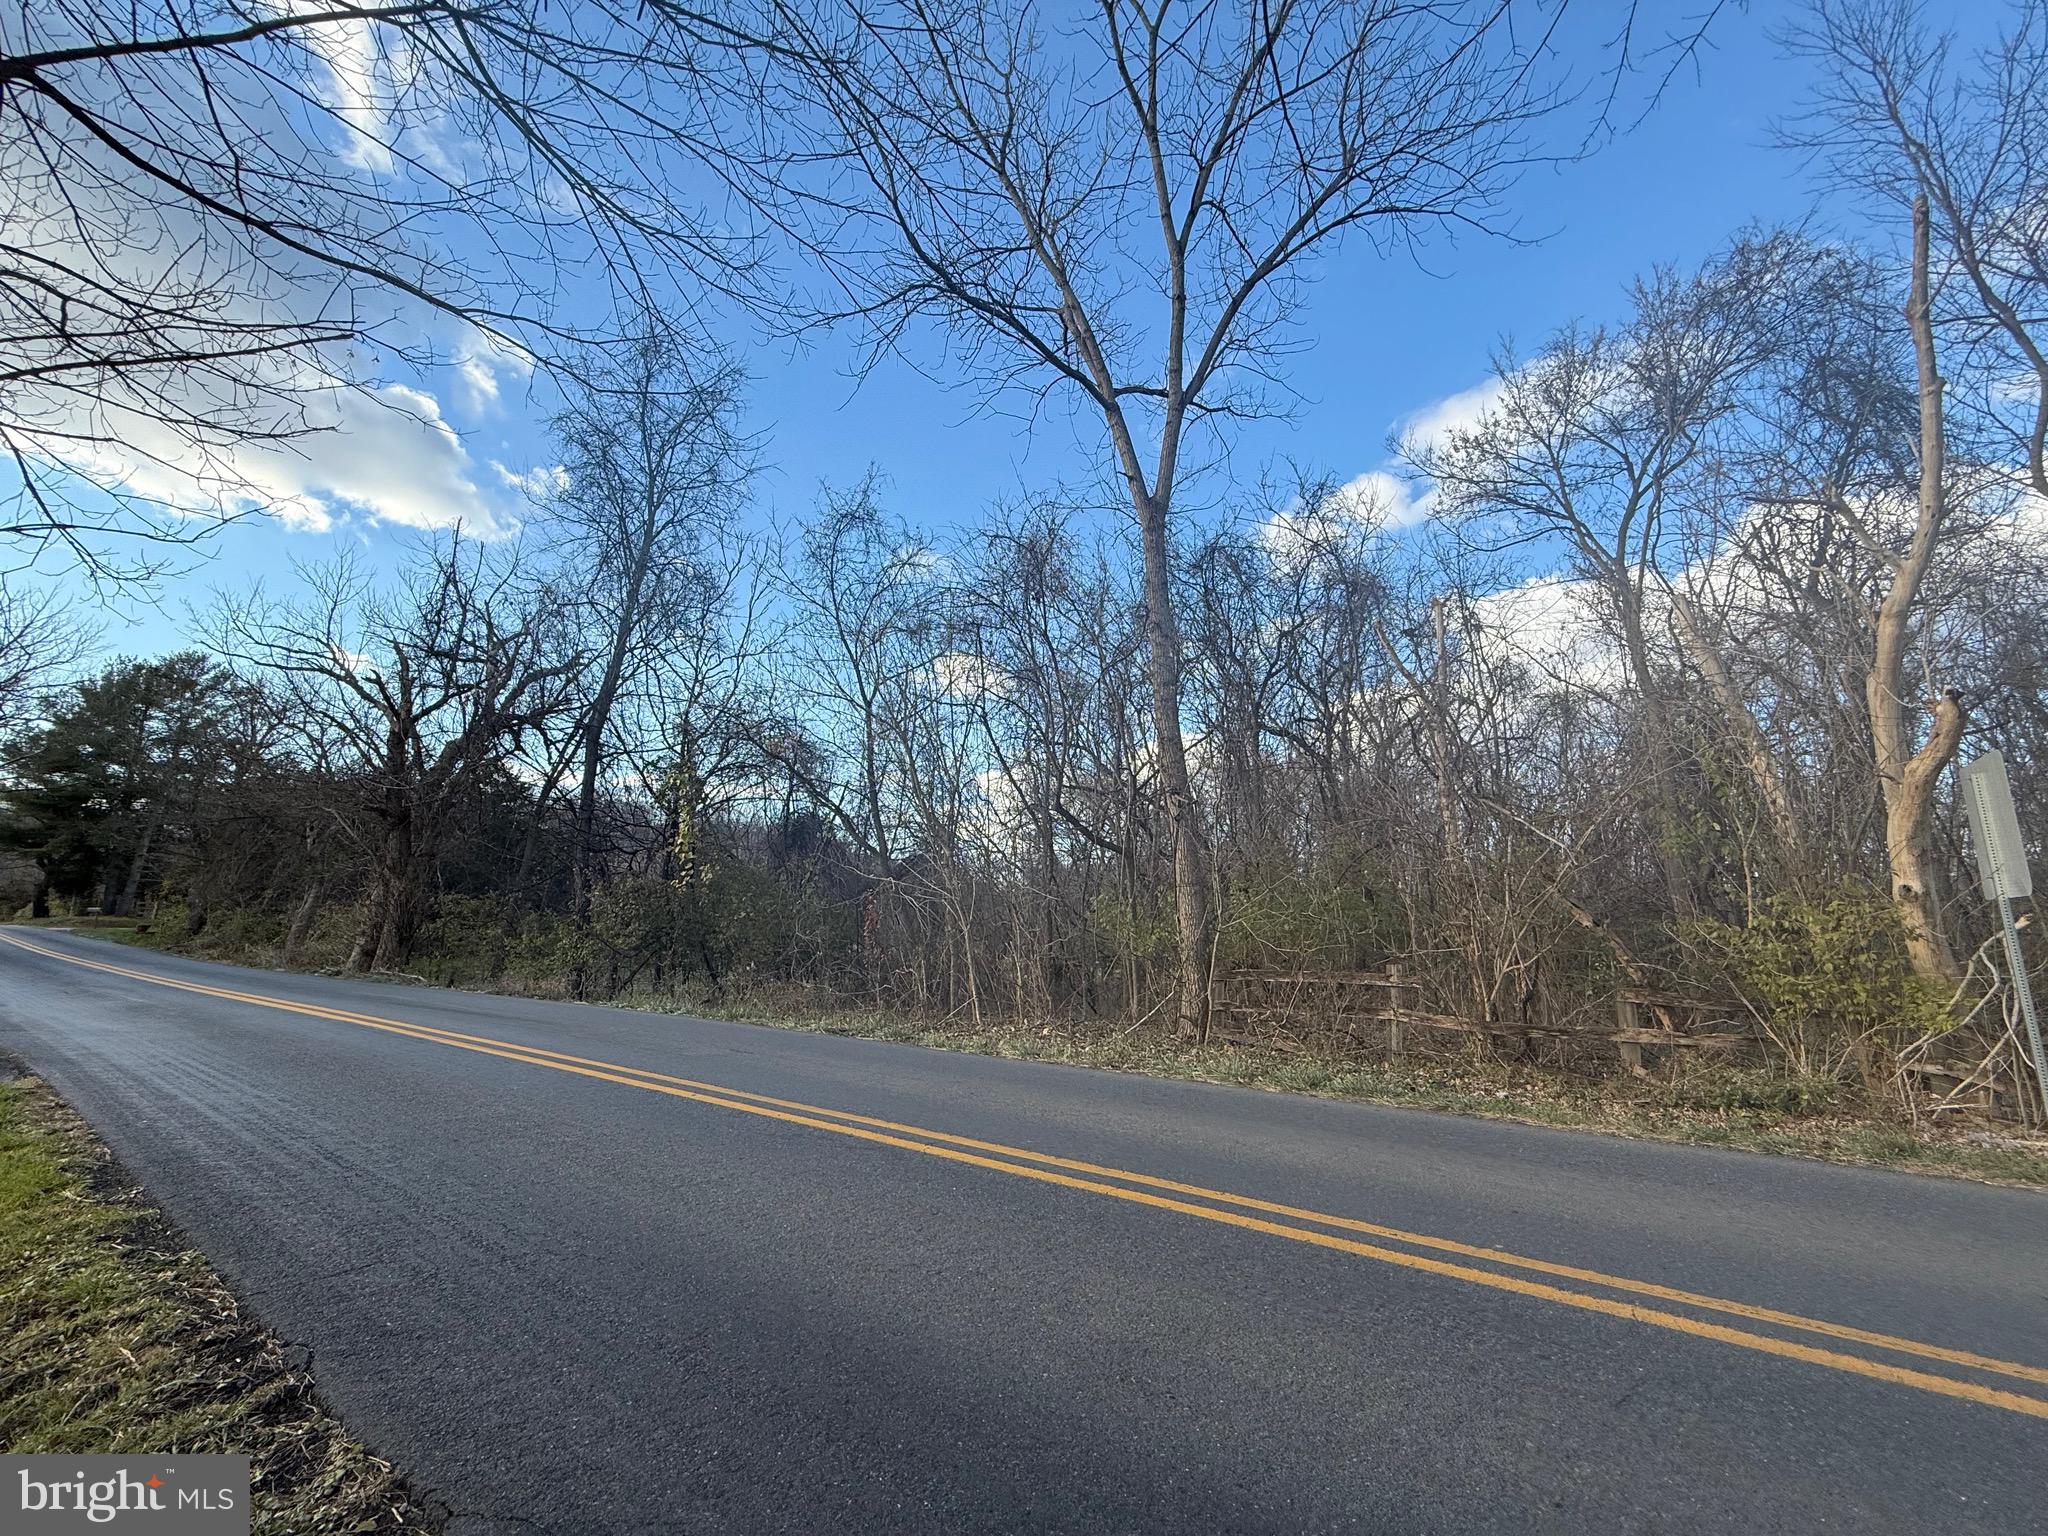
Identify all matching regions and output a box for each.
[411,893,519,987]
[1216,857,1404,971]
[1693,886,1952,1086]
[1086,890,1176,964]
[189,906,286,958]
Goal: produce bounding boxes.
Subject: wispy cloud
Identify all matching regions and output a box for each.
[57,379,521,540]
[453,327,535,414]
[492,461,569,501]
[1260,377,1505,558]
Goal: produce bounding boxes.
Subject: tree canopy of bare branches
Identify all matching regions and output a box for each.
[742,0,1638,1037]
[1,0,760,579]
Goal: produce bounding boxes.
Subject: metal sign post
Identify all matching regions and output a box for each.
[1962,751,2047,1120]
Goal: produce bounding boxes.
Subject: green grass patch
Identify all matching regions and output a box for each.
[0,1074,435,1533]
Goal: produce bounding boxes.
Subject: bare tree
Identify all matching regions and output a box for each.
[1776,0,2048,978]
[758,483,954,862]
[1867,194,1967,979]
[1417,235,1836,909]
[752,0,1605,1037]
[1788,0,2048,496]
[0,577,95,728]
[544,327,750,919]
[956,504,1114,1015]
[217,541,583,970]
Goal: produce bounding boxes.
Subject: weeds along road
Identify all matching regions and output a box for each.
[2,926,2044,1535]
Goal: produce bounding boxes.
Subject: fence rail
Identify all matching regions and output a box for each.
[1214,967,1759,1069]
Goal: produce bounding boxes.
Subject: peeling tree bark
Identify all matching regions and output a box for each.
[1869,195,1967,983]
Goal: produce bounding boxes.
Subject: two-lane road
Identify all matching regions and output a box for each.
[1,926,2043,1533]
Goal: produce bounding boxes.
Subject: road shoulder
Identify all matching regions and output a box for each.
[0,1064,438,1535]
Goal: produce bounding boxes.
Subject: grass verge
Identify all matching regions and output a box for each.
[0,1070,436,1533]
[699,996,2048,1189]
[60,917,2048,1190]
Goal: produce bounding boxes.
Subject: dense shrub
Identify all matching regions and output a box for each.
[1693,887,1953,1086]
[1218,859,1405,972]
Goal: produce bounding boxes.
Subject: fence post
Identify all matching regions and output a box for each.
[1387,962,1408,1064]
[1616,992,1643,1076]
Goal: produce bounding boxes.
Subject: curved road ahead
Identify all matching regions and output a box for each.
[1,926,2044,1534]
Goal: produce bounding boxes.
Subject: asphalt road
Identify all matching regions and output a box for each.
[1,928,2044,1535]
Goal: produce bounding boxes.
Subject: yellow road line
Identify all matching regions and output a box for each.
[322,1009,2048,1387]
[10,930,2038,1390]
[7,927,2047,1420]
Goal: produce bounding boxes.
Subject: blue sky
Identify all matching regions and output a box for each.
[57,6,1867,657]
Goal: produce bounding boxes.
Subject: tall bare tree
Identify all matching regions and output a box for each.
[1416,235,1830,910]
[1865,194,1967,979]
[217,542,583,970]
[1778,0,2048,979]
[1789,0,2048,497]
[752,0,1608,1037]
[545,328,750,919]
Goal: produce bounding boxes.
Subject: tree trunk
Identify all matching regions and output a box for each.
[347,888,384,972]
[1615,582,1696,920]
[572,710,609,921]
[182,880,209,938]
[572,515,661,921]
[114,816,157,917]
[283,879,324,966]
[351,815,416,972]
[1135,492,1214,1041]
[1038,795,1058,1014]
[375,898,411,970]
[1666,589,1804,866]
[1868,194,1966,983]
[373,862,430,970]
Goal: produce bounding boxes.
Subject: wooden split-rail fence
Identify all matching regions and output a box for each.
[1213,968,1757,1071]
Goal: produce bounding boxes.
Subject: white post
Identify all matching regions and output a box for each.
[1996,894,2048,1123]
[1963,751,2047,1120]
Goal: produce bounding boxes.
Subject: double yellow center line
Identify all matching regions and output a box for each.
[7,926,2046,1420]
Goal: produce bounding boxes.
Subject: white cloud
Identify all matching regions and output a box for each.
[1262,378,1508,557]
[2020,486,2048,532]
[1325,467,1432,528]
[1471,575,1624,689]
[260,1,399,173]
[272,495,335,535]
[298,383,514,535]
[57,379,518,539]
[929,651,1010,700]
[1361,377,1508,529]
[493,461,570,501]
[1399,378,1506,458]
[894,544,951,579]
[0,14,525,550]
[458,355,501,408]
[454,328,535,414]
[1258,476,1406,564]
